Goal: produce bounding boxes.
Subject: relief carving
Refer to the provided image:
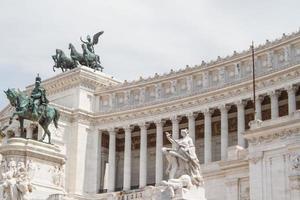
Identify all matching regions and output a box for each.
[0,158,36,200]
[49,165,65,188]
[289,153,300,172]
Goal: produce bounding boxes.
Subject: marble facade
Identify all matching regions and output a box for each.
[1,30,300,199]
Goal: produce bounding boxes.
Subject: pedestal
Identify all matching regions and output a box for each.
[0,138,66,199]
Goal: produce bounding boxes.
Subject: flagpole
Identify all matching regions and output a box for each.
[251,41,256,119]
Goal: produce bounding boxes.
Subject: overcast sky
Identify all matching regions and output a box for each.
[0,0,299,109]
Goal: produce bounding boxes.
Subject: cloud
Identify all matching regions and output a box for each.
[0,0,300,109]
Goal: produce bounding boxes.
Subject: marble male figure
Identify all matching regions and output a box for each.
[162,128,203,187]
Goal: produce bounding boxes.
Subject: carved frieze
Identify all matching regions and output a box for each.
[289,153,300,172]
[247,127,300,146]
[49,165,65,188]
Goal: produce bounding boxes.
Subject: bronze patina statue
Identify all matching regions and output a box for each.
[52,31,104,72]
[30,74,49,118]
[52,49,77,72]
[4,75,60,144]
[80,31,104,53]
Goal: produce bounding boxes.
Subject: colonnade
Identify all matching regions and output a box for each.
[102,85,298,192]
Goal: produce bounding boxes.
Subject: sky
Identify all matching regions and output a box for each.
[0,0,300,109]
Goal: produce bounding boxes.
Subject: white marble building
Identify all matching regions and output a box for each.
[1,30,300,199]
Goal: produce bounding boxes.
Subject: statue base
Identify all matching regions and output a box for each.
[0,138,66,200]
[152,185,206,200]
[176,186,206,200]
[86,185,206,200]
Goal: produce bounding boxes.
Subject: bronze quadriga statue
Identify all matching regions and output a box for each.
[52,31,104,72]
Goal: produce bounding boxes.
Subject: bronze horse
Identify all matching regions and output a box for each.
[4,88,60,144]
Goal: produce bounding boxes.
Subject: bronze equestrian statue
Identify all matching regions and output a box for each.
[4,75,60,144]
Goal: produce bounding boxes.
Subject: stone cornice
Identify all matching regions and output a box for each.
[97,60,300,114]
[245,111,300,146]
[26,66,120,96]
[1,64,300,127]
[50,103,96,125]
[218,159,249,171]
[95,30,300,94]
[94,64,300,124]
[201,159,249,179]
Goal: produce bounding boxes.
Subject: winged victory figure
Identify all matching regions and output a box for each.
[80,31,104,53]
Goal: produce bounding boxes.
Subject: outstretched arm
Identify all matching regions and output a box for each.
[80,37,88,44]
[165,132,180,147]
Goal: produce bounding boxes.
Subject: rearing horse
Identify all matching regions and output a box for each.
[4,88,60,144]
[69,43,86,66]
[81,44,103,71]
[52,49,77,72]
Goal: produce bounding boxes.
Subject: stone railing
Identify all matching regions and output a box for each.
[98,59,300,114]
[97,36,300,113]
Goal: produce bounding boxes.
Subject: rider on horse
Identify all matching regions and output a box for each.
[30,74,49,119]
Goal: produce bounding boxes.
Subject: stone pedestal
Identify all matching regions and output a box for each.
[145,185,206,200]
[0,138,66,200]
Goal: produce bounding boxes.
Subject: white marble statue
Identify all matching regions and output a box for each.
[162,128,203,187]
[0,158,34,200]
[49,165,65,188]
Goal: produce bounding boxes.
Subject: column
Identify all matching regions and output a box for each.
[107,128,116,192]
[139,123,148,188]
[123,125,132,191]
[220,105,229,160]
[171,116,179,148]
[67,122,90,194]
[85,128,100,193]
[249,153,264,200]
[204,109,212,163]
[287,86,297,115]
[187,112,196,143]
[155,120,164,184]
[269,91,280,119]
[255,96,264,120]
[97,131,103,192]
[237,100,246,148]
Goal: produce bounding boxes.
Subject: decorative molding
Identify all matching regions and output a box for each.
[289,153,300,172]
[248,152,263,164]
[94,65,300,124]
[246,127,300,146]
